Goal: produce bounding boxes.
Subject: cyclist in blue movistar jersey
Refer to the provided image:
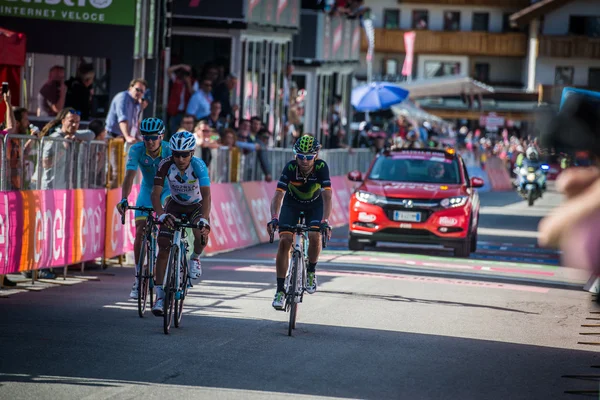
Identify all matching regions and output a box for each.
[116,117,172,299]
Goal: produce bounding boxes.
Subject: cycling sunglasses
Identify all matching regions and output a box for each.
[296,153,316,161]
[173,151,192,159]
[142,135,160,141]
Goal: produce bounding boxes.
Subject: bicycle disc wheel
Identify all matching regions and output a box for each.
[175,257,188,328]
[288,255,299,337]
[163,245,178,335]
[137,235,149,318]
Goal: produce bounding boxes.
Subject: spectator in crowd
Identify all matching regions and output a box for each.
[139,89,152,125]
[192,121,221,167]
[38,65,67,117]
[206,101,226,133]
[1,90,26,190]
[40,107,94,190]
[203,64,220,85]
[65,62,95,120]
[105,78,147,143]
[186,78,214,121]
[250,116,263,139]
[212,73,238,122]
[237,123,272,182]
[180,114,196,133]
[167,64,194,134]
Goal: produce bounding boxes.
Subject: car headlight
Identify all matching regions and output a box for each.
[440,196,468,208]
[527,173,536,182]
[355,190,384,204]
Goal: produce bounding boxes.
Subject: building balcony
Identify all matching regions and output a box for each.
[361,29,527,57]
[397,0,530,7]
[538,36,600,59]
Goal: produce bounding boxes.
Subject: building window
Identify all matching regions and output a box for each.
[412,10,428,30]
[589,68,600,90]
[569,16,600,37]
[383,9,400,29]
[555,67,574,85]
[424,61,461,78]
[472,13,489,32]
[443,11,461,31]
[384,59,398,76]
[474,63,490,83]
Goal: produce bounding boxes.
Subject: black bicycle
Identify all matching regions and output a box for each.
[121,206,158,318]
[270,212,328,336]
[162,216,208,335]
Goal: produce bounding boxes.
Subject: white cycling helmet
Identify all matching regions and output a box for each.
[526,147,539,161]
[169,131,196,152]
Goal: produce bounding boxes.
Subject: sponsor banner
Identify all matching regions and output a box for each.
[20,190,74,272]
[104,185,139,259]
[0,191,23,274]
[0,0,136,26]
[241,181,273,244]
[72,189,106,263]
[485,157,513,191]
[331,176,352,225]
[204,183,259,254]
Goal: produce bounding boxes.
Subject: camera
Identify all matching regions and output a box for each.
[1,82,8,95]
[538,87,600,159]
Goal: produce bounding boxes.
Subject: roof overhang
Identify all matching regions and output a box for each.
[509,0,573,28]
[393,76,495,99]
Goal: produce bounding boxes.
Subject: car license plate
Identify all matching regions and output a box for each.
[393,211,421,222]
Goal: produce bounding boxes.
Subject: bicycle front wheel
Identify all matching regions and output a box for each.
[137,235,149,318]
[174,257,188,328]
[288,254,299,337]
[163,245,178,335]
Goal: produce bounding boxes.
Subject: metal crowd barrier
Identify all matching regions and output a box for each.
[1,134,109,191]
[1,136,374,191]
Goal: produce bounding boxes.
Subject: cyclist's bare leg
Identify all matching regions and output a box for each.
[191,228,207,255]
[134,219,147,267]
[307,231,322,264]
[276,233,294,278]
[155,236,170,285]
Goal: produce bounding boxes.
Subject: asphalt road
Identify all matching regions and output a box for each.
[1,186,599,400]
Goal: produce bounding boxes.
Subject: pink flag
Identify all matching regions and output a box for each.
[402,31,416,77]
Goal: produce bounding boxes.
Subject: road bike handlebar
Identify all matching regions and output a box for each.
[121,206,156,225]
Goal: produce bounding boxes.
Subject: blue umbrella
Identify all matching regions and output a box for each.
[351,82,410,112]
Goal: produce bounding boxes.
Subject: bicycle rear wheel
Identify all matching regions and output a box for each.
[137,235,149,318]
[288,254,299,337]
[174,257,188,328]
[163,245,178,335]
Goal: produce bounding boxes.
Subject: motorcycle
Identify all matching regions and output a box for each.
[515,164,549,206]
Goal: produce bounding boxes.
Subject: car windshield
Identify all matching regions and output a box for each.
[368,155,461,184]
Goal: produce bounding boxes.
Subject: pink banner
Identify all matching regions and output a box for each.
[204,183,259,254]
[0,191,22,274]
[72,189,106,263]
[402,31,416,77]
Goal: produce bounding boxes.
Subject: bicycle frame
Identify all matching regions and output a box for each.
[162,226,191,299]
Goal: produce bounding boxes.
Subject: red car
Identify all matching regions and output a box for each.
[347,148,485,257]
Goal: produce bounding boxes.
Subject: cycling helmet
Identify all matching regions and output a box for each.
[169,131,196,152]
[140,117,165,136]
[526,147,539,161]
[293,135,321,154]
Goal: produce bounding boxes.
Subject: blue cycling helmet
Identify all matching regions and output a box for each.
[140,117,165,136]
[169,131,196,152]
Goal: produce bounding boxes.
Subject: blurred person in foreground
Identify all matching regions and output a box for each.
[538,165,600,272]
[537,89,600,274]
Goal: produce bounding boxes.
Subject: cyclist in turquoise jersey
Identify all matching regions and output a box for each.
[117,117,172,299]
